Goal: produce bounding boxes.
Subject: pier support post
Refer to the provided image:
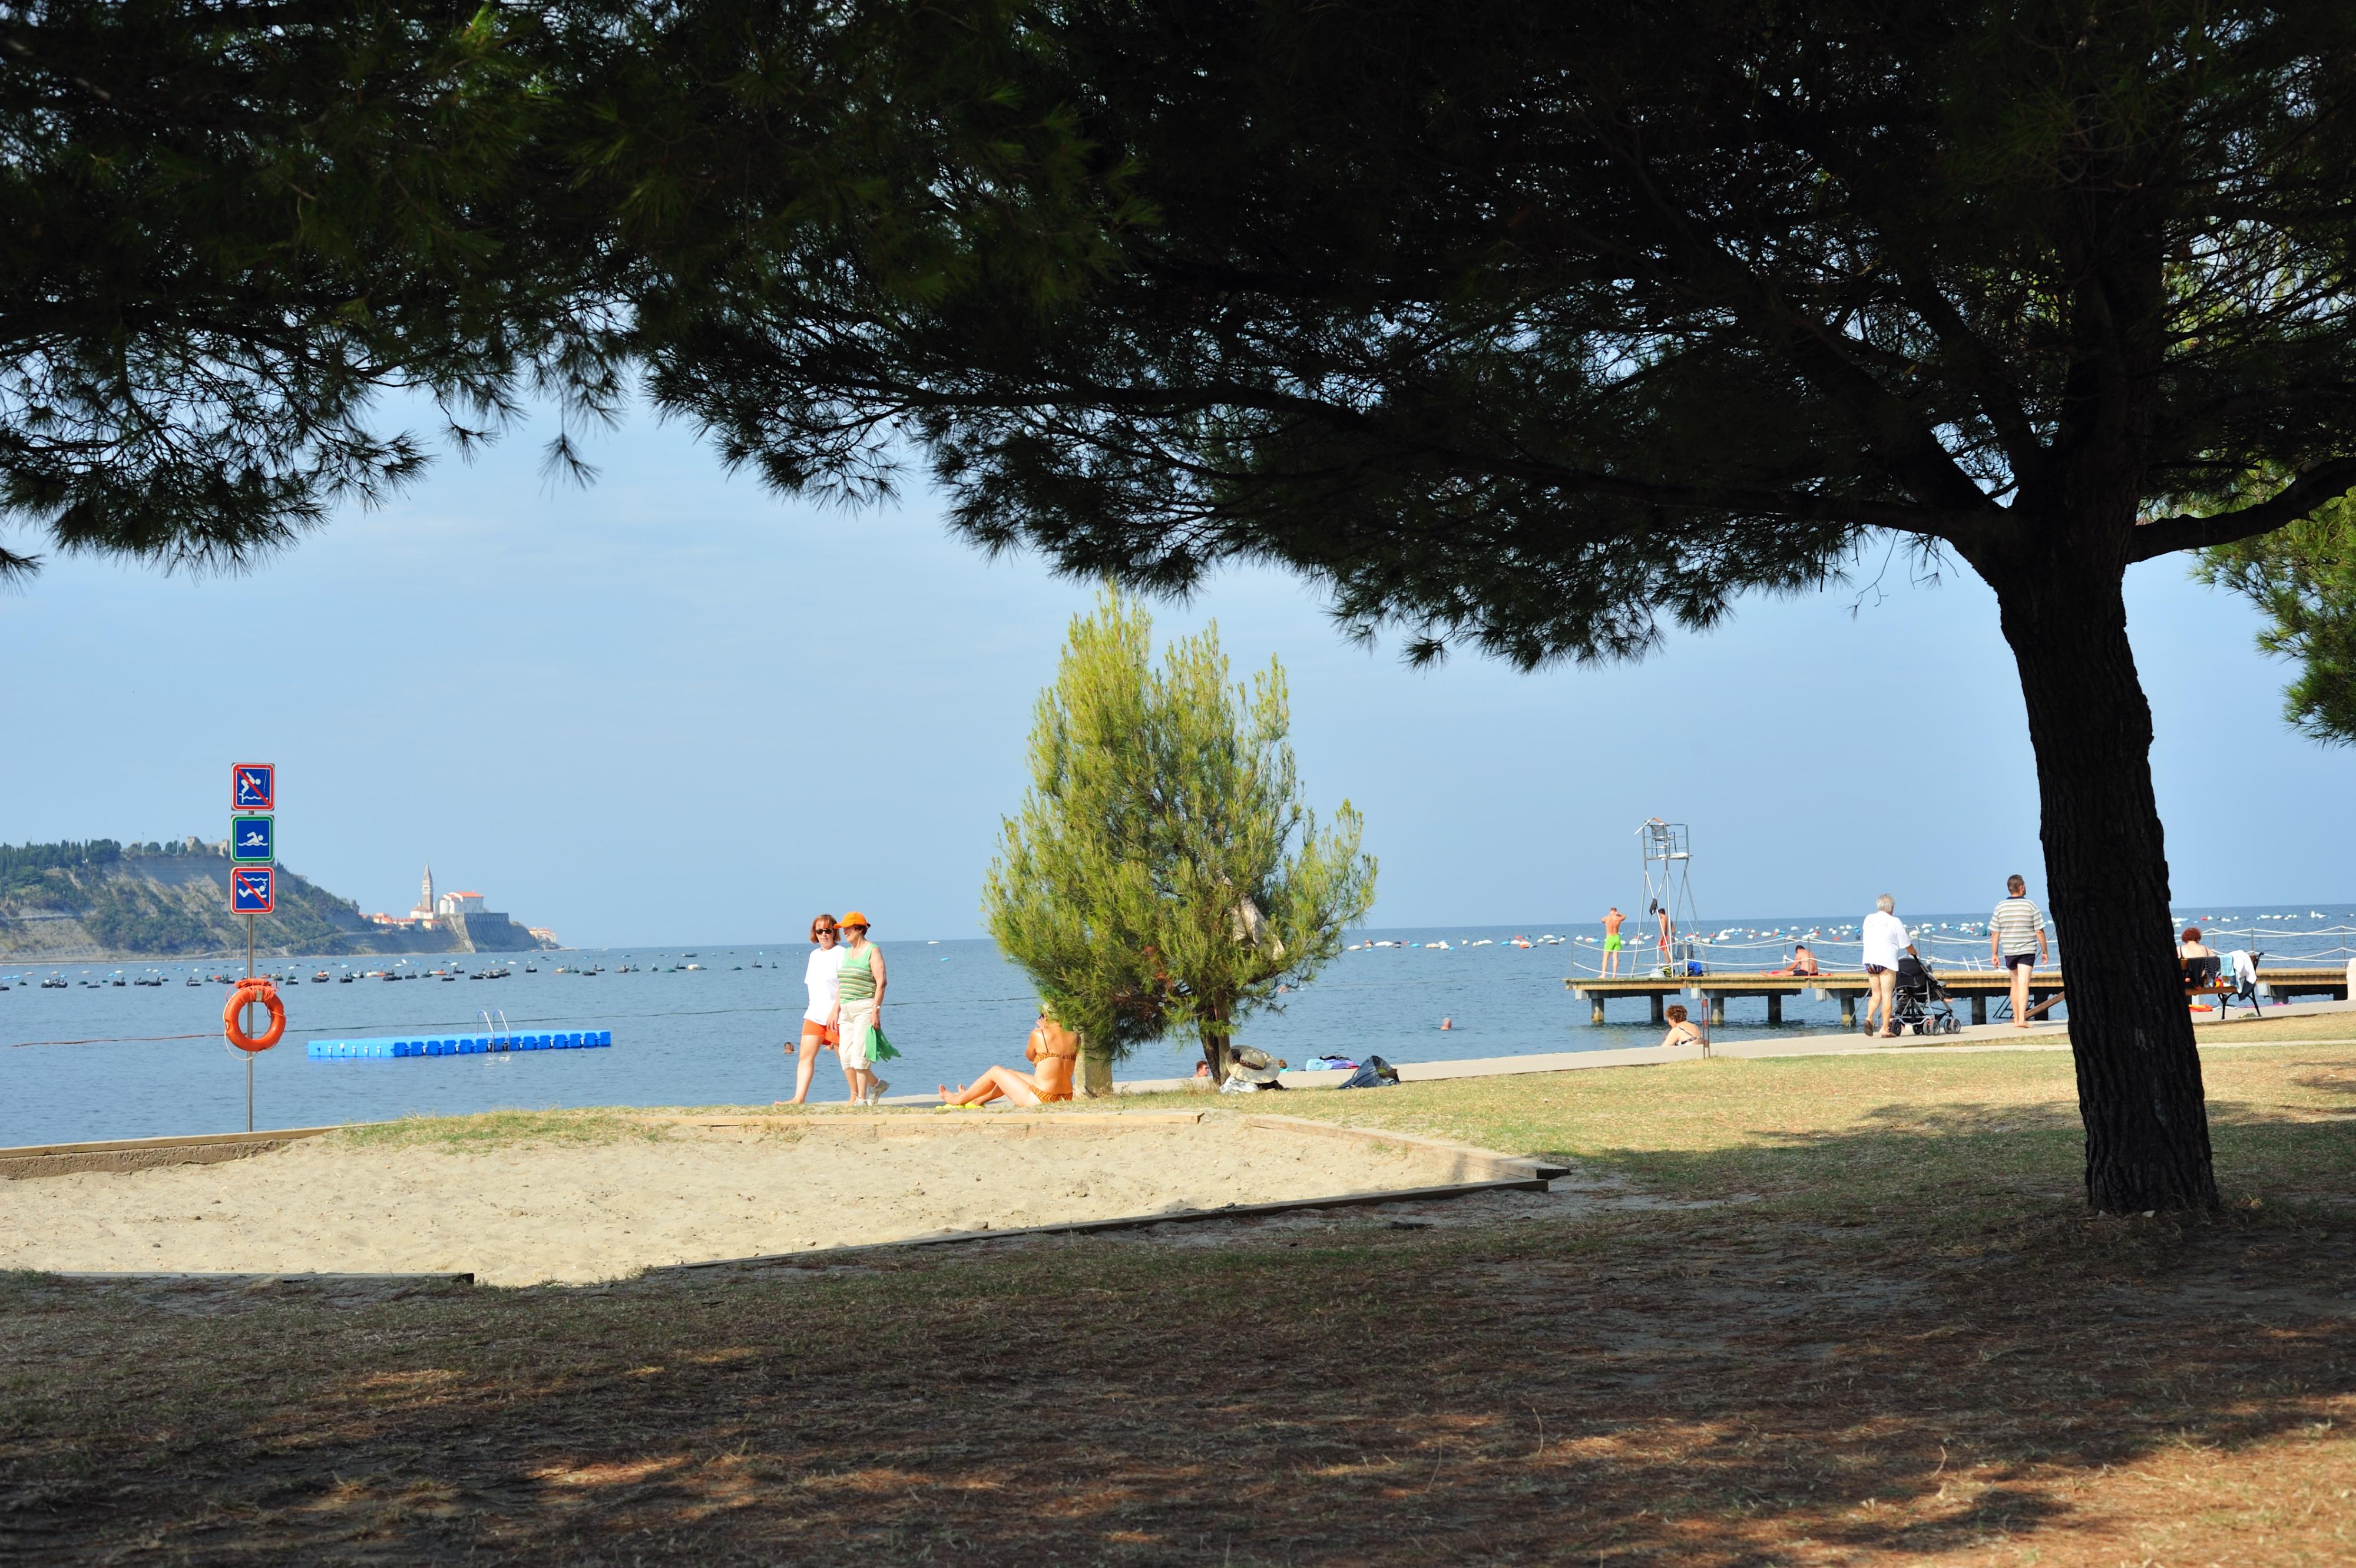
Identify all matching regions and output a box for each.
[1971,995,1988,1026]
[1766,993,1782,1026]
[1708,995,1726,1026]
[1649,993,1665,1025]
[1591,995,1606,1025]
[1838,991,1857,1029]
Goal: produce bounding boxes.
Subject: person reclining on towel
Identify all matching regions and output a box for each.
[1769,942,1819,976]
[938,1014,1079,1107]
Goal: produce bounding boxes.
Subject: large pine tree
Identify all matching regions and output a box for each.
[984,587,1376,1082]
[645,1,2356,1212]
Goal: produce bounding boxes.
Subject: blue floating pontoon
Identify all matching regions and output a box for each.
[306,1030,613,1060]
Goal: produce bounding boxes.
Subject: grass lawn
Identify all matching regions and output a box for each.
[3,1045,2350,1564]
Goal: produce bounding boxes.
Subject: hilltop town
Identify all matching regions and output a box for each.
[0,841,558,960]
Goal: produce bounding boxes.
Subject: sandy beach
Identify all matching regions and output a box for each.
[0,1116,1456,1285]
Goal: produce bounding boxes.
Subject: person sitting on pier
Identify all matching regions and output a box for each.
[1769,942,1820,977]
[1659,1003,1709,1054]
[937,1013,1079,1107]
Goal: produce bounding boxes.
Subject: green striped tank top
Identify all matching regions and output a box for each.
[838,946,877,1001]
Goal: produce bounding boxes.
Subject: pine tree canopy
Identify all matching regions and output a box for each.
[2200,506,2356,743]
[1,0,1115,578]
[984,587,1375,1071]
[653,0,2356,661]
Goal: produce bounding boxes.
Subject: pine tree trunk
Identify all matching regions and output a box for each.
[1077,1037,1115,1098]
[1200,1003,1233,1083]
[1995,554,2220,1213]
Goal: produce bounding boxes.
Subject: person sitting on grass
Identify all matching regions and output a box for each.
[1659,1003,1709,1053]
[938,1013,1080,1107]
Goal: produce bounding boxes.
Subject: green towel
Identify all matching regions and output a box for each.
[847,1017,901,1061]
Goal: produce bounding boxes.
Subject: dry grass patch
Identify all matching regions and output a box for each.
[330,1107,672,1150]
[3,1045,2351,1565]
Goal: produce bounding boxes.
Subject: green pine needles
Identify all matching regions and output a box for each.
[984,587,1376,1082]
[2200,505,2356,747]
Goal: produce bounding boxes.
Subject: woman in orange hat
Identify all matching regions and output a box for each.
[833,912,890,1104]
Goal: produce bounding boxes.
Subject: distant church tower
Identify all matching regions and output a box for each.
[415,864,435,919]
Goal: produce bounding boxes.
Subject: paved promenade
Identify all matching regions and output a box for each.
[1095,997,2356,1097]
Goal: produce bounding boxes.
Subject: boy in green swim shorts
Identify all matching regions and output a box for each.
[1602,906,1626,976]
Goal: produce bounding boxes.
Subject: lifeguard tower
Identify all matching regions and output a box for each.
[1638,818,1703,976]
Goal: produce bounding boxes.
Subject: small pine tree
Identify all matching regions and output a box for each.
[985,587,1376,1083]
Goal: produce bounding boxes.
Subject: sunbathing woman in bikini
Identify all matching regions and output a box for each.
[938,1014,1080,1107]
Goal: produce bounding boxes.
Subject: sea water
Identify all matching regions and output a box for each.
[4,908,2351,1145]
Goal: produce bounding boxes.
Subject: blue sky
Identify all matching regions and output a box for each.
[6,406,2350,944]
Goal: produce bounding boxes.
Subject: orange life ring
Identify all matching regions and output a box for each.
[223,977,286,1052]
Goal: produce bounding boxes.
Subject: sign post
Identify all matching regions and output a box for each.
[229,766,277,1132]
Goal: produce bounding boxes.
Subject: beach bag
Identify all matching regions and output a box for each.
[868,1024,901,1062]
[1338,1063,1389,1090]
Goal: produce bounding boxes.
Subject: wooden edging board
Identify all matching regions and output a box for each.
[648,1173,1552,1278]
[634,1110,1206,1132]
[40,1270,477,1286]
[1236,1113,1570,1183]
[0,1124,344,1180]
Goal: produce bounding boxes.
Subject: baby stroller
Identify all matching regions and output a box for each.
[1890,955,1961,1036]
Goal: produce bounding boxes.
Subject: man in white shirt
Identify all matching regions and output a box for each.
[1861,894,1918,1038]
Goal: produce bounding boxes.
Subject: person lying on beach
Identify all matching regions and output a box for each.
[1659,1003,1709,1052]
[938,1014,1079,1107]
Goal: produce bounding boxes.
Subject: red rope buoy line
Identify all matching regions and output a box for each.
[221,978,285,1052]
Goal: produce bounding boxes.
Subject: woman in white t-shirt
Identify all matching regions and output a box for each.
[782,913,846,1105]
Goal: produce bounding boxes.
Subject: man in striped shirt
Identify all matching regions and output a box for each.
[1990,875,2050,1029]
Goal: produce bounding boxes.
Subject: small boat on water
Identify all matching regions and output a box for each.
[312,971,330,983]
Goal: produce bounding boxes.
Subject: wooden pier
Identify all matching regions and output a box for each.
[1566,966,2351,1028]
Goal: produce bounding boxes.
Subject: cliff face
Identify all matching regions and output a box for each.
[0,844,557,959]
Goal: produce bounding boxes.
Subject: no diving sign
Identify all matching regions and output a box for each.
[230,865,275,914]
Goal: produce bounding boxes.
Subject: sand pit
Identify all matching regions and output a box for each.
[0,1114,1488,1285]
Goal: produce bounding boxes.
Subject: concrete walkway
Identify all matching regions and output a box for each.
[1095,997,2356,1097]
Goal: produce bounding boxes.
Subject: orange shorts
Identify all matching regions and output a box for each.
[799,1020,838,1050]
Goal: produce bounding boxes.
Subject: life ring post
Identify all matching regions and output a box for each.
[223,976,286,1053]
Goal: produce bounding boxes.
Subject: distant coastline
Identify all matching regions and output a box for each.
[0,840,558,961]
